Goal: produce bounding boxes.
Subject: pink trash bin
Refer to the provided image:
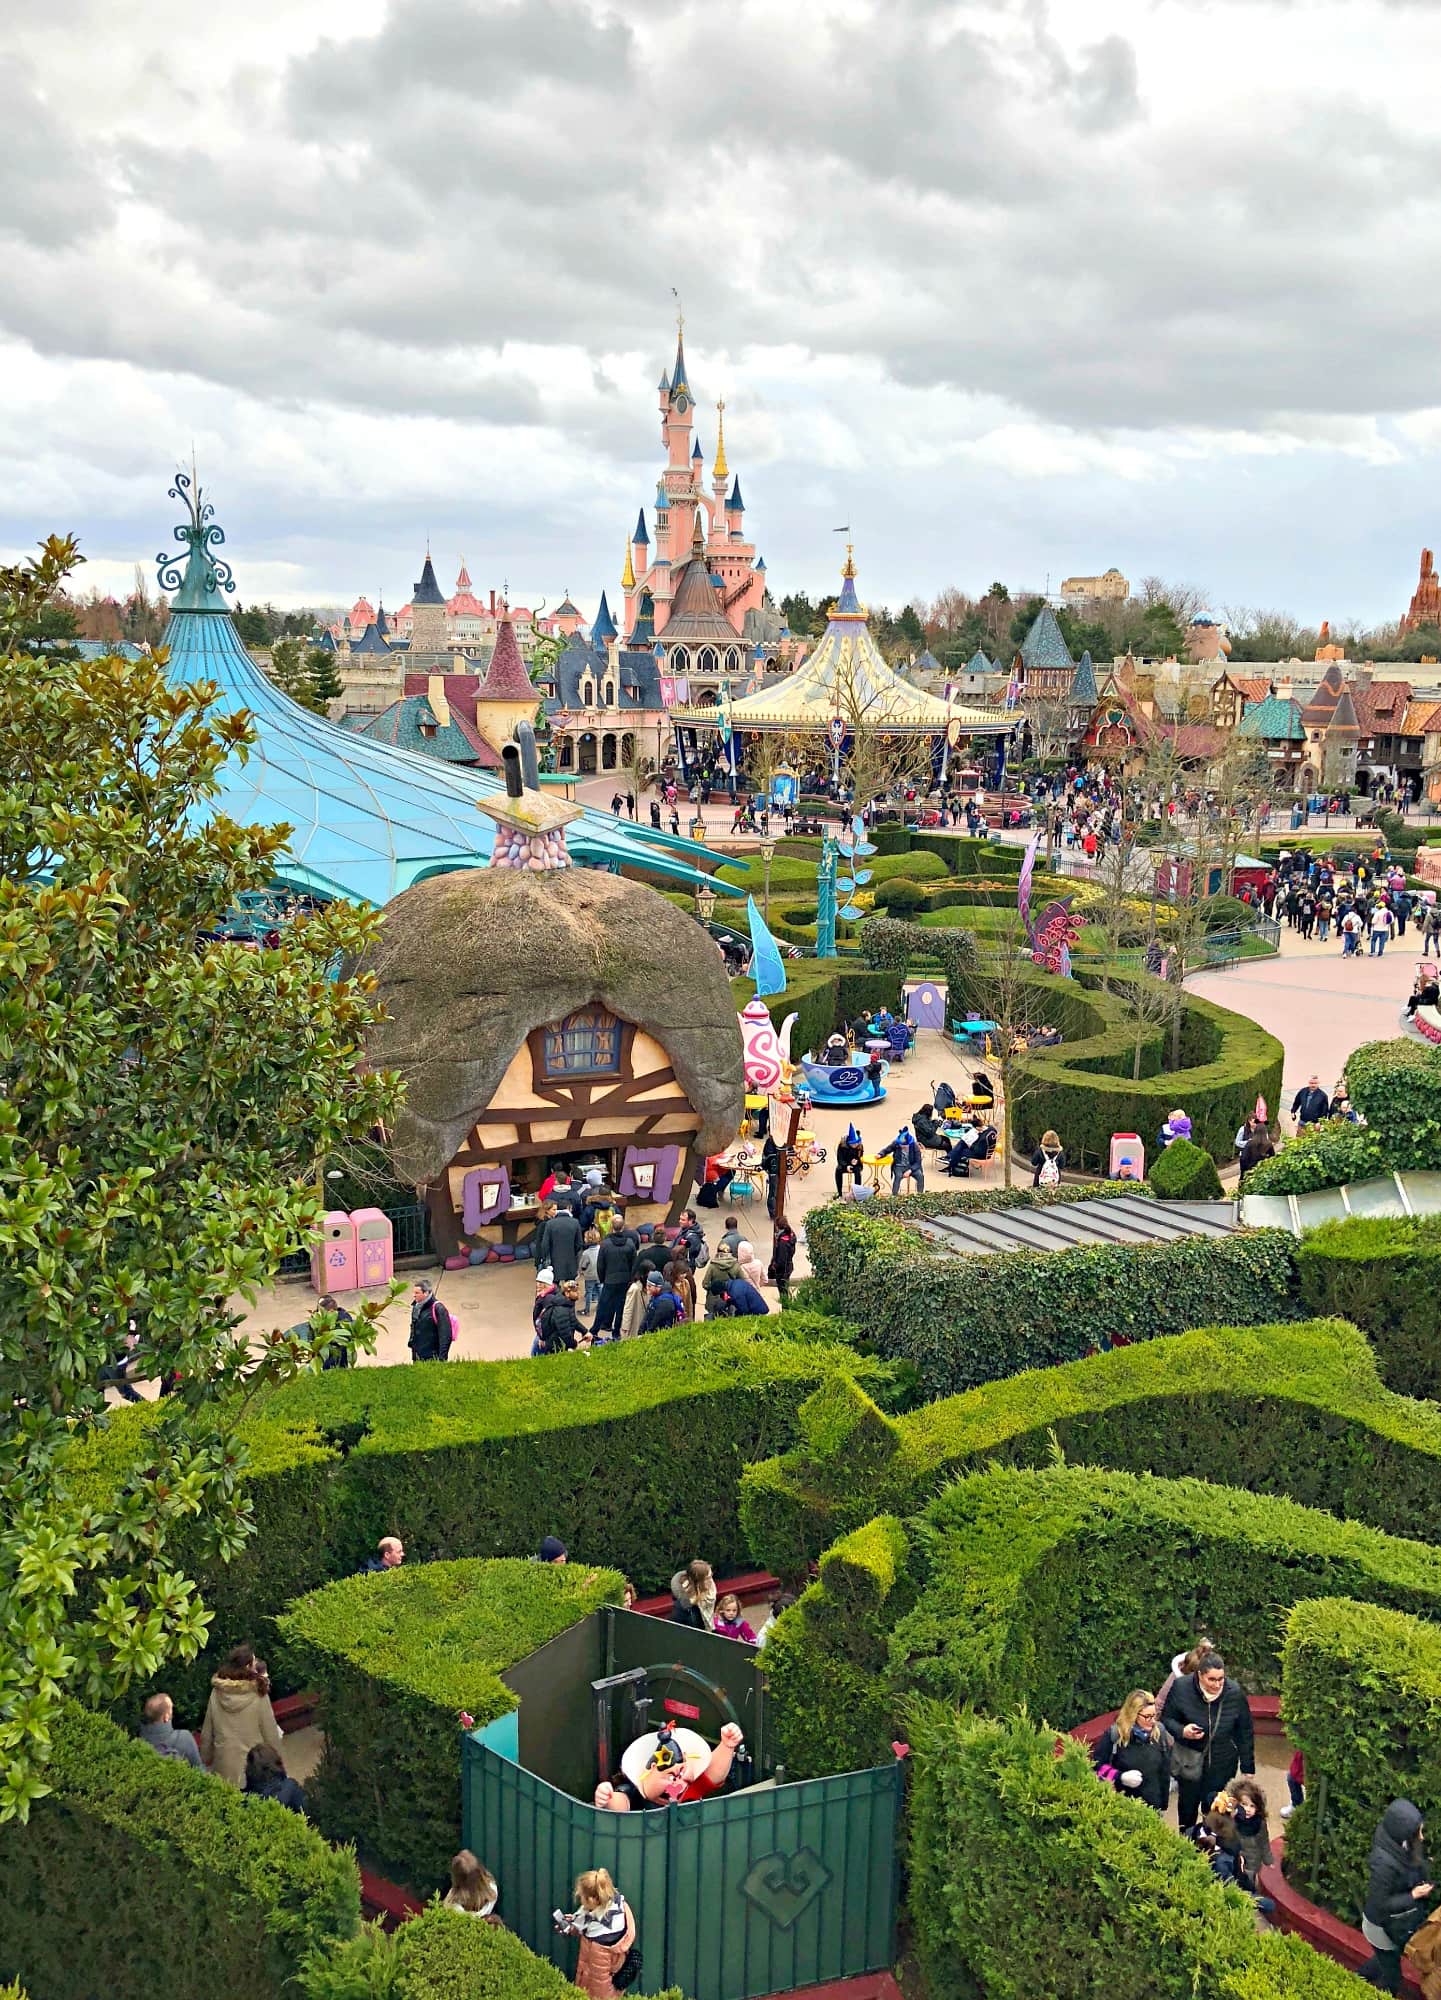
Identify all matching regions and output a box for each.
[311,1210,358,1294]
[1109,1133,1144,1182]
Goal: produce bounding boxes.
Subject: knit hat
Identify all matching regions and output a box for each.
[538,1535,567,1562]
[645,1270,663,1289]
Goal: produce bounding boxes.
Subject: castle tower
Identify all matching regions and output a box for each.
[409,550,448,656]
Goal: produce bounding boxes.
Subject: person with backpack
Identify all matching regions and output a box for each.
[536,1280,589,1354]
[640,1270,683,1332]
[676,1209,708,1270]
[1031,1130,1064,1187]
[408,1280,454,1362]
[593,1212,639,1336]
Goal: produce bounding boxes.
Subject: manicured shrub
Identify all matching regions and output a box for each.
[905,1703,1362,2000]
[74,1322,869,1714]
[765,1461,1441,1778]
[804,1197,1298,1399]
[1348,1037,1441,1170]
[911,832,1023,876]
[1148,1135,1224,1199]
[277,1559,624,1891]
[1295,1214,1441,1398]
[743,1317,1441,1579]
[1241,1119,1386,1194]
[1200,892,1255,932]
[1281,1596,1441,1927]
[870,877,926,915]
[0,1702,359,2000]
[869,820,911,856]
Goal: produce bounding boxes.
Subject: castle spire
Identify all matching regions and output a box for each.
[632,505,649,546]
[713,397,729,481]
[622,537,636,591]
[671,315,689,400]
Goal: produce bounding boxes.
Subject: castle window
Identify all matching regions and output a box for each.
[543,1005,622,1078]
[699,647,718,675]
[581,680,594,705]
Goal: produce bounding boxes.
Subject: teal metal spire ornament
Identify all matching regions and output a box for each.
[156,466,235,612]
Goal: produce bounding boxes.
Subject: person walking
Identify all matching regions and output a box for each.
[562,1867,637,1998]
[200,1643,284,1788]
[1356,1800,1432,1991]
[1091,1690,1172,1810]
[1341,907,1363,957]
[1160,1649,1255,1834]
[1290,1075,1331,1129]
[408,1281,454,1362]
[1370,901,1395,956]
[537,1202,585,1284]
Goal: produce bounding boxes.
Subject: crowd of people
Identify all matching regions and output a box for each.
[1256,847,1440,958]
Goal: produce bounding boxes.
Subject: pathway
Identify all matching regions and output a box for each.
[1189,919,1420,1116]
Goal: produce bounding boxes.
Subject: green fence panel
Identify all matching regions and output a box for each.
[462,1739,900,2000]
[664,1762,902,2000]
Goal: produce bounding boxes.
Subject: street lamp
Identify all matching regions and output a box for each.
[695,881,717,926]
[759,836,776,923]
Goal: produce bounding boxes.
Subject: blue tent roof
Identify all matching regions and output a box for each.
[152,472,736,908]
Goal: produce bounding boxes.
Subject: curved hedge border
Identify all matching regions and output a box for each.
[277,1559,625,1890]
[0,1702,360,2000]
[741,1317,1441,1578]
[763,1461,1441,1779]
[803,1196,1297,1400]
[908,1704,1362,2000]
[1295,1214,1441,1398]
[388,1904,684,2000]
[73,1319,870,1712]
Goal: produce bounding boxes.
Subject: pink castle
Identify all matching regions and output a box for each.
[622,320,766,645]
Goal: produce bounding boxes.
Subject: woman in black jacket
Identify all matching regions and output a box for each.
[834,1126,865,1200]
[1091,1690,1172,1810]
[1160,1651,1255,1832]
[536,1282,590,1353]
[1358,1799,1432,1990]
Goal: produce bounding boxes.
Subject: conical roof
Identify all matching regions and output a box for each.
[412,552,446,607]
[966,647,993,673]
[660,548,738,645]
[152,472,734,906]
[350,620,392,656]
[1019,604,1074,672]
[673,552,1002,736]
[1069,650,1098,705]
[633,507,649,546]
[1301,660,1346,725]
[1329,687,1361,737]
[475,617,535,703]
[592,590,618,646]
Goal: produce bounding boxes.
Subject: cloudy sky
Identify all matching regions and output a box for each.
[3,0,1441,625]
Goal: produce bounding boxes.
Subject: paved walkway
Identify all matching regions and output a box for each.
[1190,919,1420,1117]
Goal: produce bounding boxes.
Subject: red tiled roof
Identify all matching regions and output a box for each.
[1350,679,1412,734]
[475,617,536,703]
[1167,722,1229,759]
[1231,675,1272,704]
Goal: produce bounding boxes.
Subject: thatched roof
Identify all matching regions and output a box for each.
[366,868,744,1180]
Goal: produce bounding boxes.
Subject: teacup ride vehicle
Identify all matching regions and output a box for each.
[798,1052,888,1107]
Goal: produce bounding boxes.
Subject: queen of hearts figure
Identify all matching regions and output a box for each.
[593,1721,744,1812]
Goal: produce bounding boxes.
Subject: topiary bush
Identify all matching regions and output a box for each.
[277,1559,624,1891]
[1241,1118,1385,1193]
[763,1461,1441,1778]
[870,877,926,915]
[0,1702,360,2000]
[1148,1135,1224,1199]
[1348,1037,1441,1169]
[1294,1213,1441,1398]
[73,1322,870,1714]
[906,1703,1363,2000]
[741,1317,1441,1580]
[803,1199,1299,1399]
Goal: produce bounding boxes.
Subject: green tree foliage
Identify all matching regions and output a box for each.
[0,537,397,1817]
[780,590,817,636]
[269,636,343,714]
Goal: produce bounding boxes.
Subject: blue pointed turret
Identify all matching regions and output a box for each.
[316,627,337,653]
[670,327,689,399]
[728,476,744,513]
[350,620,392,656]
[756,556,766,572]
[966,647,993,674]
[375,601,389,637]
[830,548,865,621]
[633,507,649,547]
[657,366,670,394]
[412,552,445,607]
[630,589,656,645]
[1069,650,1098,706]
[655,480,669,511]
[692,437,704,462]
[592,590,618,647]
[152,470,737,908]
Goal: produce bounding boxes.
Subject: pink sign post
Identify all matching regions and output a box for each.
[352,1208,394,1288]
[311,1210,358,1294]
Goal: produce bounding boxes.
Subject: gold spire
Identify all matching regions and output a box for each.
[843,542,856,579]
[713,396,729,481]
[621,536,636,590]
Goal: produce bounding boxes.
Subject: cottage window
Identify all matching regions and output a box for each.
[543,1005,622,1077]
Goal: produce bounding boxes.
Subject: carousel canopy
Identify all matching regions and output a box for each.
[154,471,736,907]
[674,551,1004,736]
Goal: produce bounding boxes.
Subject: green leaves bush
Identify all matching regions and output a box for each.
[742,1318,1441,1578]
[1241,1119,1386,1194]
[1281,1596,1441,1926]
[1348,1037,1441,1169]
[1149,1135,1224,1199]
[1294,1214,1441,1398]
[804,1197,1298,1399]
[74,1322,868,1713]
[0,1702,360,2000]
[870,877,926,914]
[277,1560,624,1891]
[906,1704,1362,2000]
[763,1461,1441,1778]
[387,1904,684,2000]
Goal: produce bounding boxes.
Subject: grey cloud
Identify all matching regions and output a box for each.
[0,56,114,246]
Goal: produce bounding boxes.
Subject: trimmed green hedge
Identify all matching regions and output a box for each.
[804,1198,1298,1399]
[1149,1135,1224,1199]
[907,1704,1363,2000]
[73,1321,869,1713]
[1282,1596,1441,1928]
[741,1317,1441,1579]
[1349,1038,1441,1170]
[765,1460,1441,1778]
[0,1702,360,2000]
[732,961,907,1057]
[910,831,1024,876]
[1295,1214,1441,1398]
[1241,1119,1386,1193]
[278,1559,624,1891]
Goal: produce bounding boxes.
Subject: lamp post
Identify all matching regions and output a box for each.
[695,881,717,928]
[759,836,776,923]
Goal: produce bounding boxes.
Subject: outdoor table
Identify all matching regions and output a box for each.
[958,1018,998,1037]
[865,1038,890,1053]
